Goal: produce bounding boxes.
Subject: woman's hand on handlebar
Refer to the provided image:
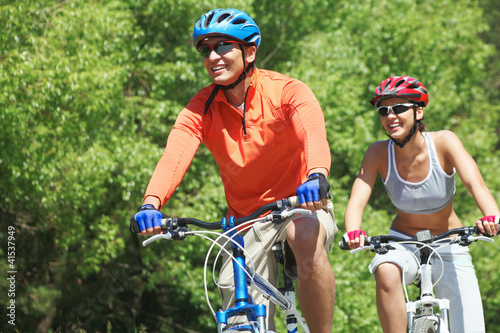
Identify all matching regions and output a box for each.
[475,215,500,237]
[342,230,367,249]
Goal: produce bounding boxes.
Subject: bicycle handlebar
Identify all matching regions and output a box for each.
[338,226,499,252]
[168,196,301,230]
[131,196,307,246]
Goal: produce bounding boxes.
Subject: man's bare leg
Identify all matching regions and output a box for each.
[287,217,335,333]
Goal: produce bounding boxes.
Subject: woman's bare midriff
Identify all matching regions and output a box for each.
[390,201,463,236]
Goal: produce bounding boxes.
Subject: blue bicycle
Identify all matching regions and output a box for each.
[132,197,310,333]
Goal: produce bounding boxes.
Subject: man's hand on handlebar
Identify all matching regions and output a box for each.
[476,215,500,237]
[131,204,164,236]
[296,172,331,212]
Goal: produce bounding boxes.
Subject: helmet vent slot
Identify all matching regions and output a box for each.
[217,13,231,23]
[395,79,405,87]
[204,12,215,28]
[233,18,248,25]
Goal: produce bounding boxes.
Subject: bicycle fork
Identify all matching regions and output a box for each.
[406,263,450,332]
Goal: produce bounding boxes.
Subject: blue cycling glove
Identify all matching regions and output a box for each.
[296,173,331,204]
[132,204,163,233]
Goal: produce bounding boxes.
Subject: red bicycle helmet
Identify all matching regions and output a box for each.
[370,76,429,107]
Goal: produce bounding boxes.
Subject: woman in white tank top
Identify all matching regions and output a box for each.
[343,76,499,333]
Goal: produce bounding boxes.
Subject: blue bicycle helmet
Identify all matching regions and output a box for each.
[193,9,261,49]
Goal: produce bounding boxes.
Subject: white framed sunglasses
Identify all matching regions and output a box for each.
[377,103,415,117]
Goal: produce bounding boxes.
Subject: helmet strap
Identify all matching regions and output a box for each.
[220,44,253,90]
[204,44,254,114]
[386,107,419,148]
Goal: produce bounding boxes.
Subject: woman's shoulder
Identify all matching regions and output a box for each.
[360,140,390,177]
[427,130,467,169]
[428,129,459,140]
[367,139,390,153]
[364,140,390,164]
[428,130,462,148]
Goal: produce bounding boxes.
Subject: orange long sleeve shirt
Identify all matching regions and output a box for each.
[145,68,331,217]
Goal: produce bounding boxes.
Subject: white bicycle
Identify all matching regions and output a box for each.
[339,226,496,333]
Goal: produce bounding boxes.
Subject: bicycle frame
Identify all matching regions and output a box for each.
[216,216,309,333]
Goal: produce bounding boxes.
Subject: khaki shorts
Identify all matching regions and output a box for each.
[218,201,337,329]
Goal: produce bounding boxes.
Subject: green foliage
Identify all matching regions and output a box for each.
[1,0,499,332]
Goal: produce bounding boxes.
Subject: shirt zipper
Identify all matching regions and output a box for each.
[242,86,250,135]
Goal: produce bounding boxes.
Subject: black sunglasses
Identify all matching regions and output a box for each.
[197,41,243,58]
[377,103,415,117]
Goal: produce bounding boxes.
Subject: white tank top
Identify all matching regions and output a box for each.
[383,132,456,214]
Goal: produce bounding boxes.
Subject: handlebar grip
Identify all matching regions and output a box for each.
[338,236,373,250]
[286,195,330,207]
[288,196,300,207]
[129,217,169,234]
[129,216,141,234]
[338,239,350,250]
[489,228,500,237]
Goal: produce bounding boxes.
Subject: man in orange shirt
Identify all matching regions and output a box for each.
[132,9,337,332]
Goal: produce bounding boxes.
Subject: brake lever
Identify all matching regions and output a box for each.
[452,234,495,247]
[350,244,374,254]
[143,232,173,247]
[275,208,312,220]
[468,235,494,243]
[142,221,190,246]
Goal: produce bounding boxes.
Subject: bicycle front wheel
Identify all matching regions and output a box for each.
[410,317,438,333]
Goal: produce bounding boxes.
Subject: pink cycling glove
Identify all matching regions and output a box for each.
[480,215,499,223]
[343,229,367,242]
[478,215,499,237]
